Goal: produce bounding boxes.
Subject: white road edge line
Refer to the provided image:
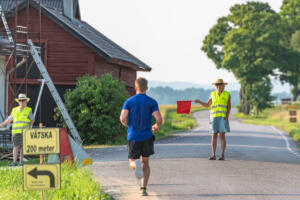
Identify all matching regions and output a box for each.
[272,126,300,157]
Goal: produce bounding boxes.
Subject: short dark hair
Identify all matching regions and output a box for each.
[135,77,148,92]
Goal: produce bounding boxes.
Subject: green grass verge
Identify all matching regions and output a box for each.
[0,162,111,200]
[235,105,300,149]
[0,158,40,167]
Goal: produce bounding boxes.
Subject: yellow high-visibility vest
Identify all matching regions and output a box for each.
[210,91,230,118]
[11,106,32,135]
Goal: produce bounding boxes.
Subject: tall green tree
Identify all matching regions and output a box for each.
[202,2,286,114]
[280,0,300,101]
[243,78,275,116]
[291,30,300,51]
[280,0,300,32]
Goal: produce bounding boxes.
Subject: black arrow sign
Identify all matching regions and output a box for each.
[28,167,55,188]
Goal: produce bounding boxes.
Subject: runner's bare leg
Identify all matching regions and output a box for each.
[141,157,150,188]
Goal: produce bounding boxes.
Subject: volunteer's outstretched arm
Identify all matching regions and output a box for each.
[0,118,12,128]
[193,99,212,108]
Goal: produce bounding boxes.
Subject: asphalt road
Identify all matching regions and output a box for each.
[88,109,300,200]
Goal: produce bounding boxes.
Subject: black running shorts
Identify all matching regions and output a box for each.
[127,135,155,159]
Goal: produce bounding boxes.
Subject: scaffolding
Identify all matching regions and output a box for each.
[0,0,42,119]
[0,0,82,144]
[0,0,90,164]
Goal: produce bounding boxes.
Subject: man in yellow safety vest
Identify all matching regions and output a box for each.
[0,94,35,166]
[194,79,231,160]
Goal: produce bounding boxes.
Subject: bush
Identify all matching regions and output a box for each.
[54,74,129,144]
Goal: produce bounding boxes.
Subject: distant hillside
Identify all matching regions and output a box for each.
[148,80,291,94]
[148,87,240,106]
[148,81,240,91]
[147,87,292,106]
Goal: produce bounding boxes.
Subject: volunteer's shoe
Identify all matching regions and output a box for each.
[140,188,148,196]
[9,162,17,167]
[134,159,143,179]
[218,156,225,161]
[19,162,24,166]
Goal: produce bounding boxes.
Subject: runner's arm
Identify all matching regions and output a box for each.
[120,109,129,128]
[152,110,162,132]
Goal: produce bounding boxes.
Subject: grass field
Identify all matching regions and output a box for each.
[0,162,110,200]
[154,104,206,140]
[0,158,40,167]
[235,104,300,149]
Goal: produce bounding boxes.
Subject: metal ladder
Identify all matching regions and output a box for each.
[27,39,82,144]
[0,6,13,43]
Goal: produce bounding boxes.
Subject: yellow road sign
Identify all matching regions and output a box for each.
[23,128,60,155]
[23,164,61,191]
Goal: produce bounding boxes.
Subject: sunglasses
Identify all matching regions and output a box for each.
[19,99,26,102]
[215,84,223,86]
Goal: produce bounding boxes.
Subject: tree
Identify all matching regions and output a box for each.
[291,30,300,51]
[54,74,129,144]
[280,0,300,101]
[202,2,287,114]
[280,0,300,33]
[276,45,300,101]
[244,78,275,115]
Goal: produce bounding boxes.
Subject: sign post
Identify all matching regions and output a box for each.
[40,123,44,200]
[289,109,297,123]
[284,105,297,123]
[23,127,61,199]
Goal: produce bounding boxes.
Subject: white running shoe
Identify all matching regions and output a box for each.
[134,159,143,179]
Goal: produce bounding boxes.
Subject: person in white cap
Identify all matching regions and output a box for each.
[194,79,231,160]
[0,94,35,166]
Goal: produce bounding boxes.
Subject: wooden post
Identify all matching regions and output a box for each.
[39,123,44,200]
[289,109,297,123]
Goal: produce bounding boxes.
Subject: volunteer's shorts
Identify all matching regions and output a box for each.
[12,133,22,147]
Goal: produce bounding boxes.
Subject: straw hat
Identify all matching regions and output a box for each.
[15,93,30,103]
[212,79,227,85]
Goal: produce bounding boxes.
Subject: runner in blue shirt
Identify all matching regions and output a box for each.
[120,77,162,196]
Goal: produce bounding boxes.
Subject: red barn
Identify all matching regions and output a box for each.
[0,0,151,127]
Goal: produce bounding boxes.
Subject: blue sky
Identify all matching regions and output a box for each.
[80,0,283,85]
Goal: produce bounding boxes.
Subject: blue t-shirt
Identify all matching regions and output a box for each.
[122,94,159,142]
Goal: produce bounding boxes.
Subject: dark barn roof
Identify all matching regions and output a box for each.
[0,0,78,15]
[0,0,151,71]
